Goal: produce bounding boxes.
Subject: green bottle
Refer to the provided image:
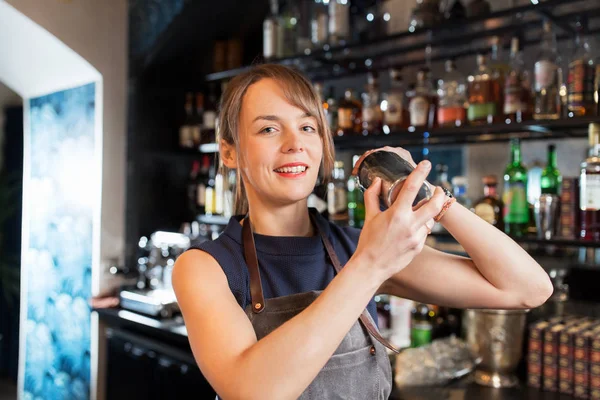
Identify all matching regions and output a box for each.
[541,144,562,195]
[347,156,365,228]
[503,138,529,236]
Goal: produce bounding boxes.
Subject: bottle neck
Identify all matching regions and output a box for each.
[547,149,557,168]
[511,145,521,165]
[484,184,497,198]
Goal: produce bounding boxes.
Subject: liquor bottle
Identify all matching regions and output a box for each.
[567,21,596,118]
[534,21,562,120]
[383,68,409,131]
[466,0,490,17]
[596,65,600,116]
[437,59,467,128]
[408,69,434,128]
[337,89,362,136]
[280,1,299,57]
[444,0,466,20]
[179,93,194,149]
[409,0,442,30]
[203,86,218,142]
[214,169,224,216]
[503,138,529,236]
[390,296,413,349]
[328,0,350,46]
[310,1,328,49]
[204,164,217,216]
[192,93,204,148]
[263,0,280,59]
[197,155,210,215]
[541,144,562,195]
[467,54,496,125]
[187,161,201,217]
[327,161,348,224]
[411,303,433,348]
[474,175,504,230]
[434,164,452,193]
[579,122,600,241]
[374,294,391,331]
[361,72,383,135]
[325,87,338,133]
[490,36,509,122]
[347,156,365,228]
[504,37,532,123]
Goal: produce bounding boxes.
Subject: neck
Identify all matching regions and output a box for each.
[244,200,315,237]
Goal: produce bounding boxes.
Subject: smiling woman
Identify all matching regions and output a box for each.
[172,63,552,400]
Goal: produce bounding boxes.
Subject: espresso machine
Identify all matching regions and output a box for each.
[117,231,191,318]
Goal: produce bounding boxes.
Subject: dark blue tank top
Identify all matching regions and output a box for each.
[189,208,378,323]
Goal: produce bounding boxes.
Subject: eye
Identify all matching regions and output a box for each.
[260,126,277,134]
[302,125,317,133]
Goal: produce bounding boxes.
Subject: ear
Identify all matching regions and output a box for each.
[220,139,237,169]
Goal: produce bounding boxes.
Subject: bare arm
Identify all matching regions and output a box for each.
[382,202,554,309]
[172,249,381,400]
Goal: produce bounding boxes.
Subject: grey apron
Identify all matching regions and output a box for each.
[240,213,396,399]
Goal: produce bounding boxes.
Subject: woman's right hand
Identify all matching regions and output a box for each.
[353,160,447,283]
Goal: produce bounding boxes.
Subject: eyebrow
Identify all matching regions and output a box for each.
[252,112,313,123]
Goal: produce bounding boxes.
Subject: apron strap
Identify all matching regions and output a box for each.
[242,212,399,353]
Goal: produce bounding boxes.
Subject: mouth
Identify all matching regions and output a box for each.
[273,165,309,177]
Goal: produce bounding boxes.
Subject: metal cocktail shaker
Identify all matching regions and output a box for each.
[351,149,434,209]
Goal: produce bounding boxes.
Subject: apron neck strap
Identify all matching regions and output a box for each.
[241,211,399,353]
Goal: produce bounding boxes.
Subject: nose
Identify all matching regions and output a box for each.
[281,128,304,154]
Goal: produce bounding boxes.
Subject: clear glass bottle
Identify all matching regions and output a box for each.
[467,54,496,125]
[328,0,350,46]
[328,161,348,224]
[361,72,383,135]
[437,59,467,127]
[337,89,362,136]
[504,37,532,123]
[408,69,434,128]
[474,175,504,231]
[534,21,562,120]
[263,0,280,59]
[383,68,410,131]
[280,1,299,57]
[541,144,562,195]
[490,36,509,123]
[310,1,328,49]
[503,138,529,236]
[580,123,600,241]
[567,21,596,118]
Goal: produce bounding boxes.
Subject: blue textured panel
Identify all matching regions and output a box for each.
[129,0,186,56]
[22,83,96,400]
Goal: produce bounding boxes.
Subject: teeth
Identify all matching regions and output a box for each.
[275,166,307,173]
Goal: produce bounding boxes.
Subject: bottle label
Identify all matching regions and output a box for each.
[409,96,429,127]
[197,183,206,207]
[580,174,600,211]
[179,126,192,148]
[568,60,595,108]
[535,60,558,91]
[503,182,529,223]
[385,95,403,125]
[467,103,496,121]
[475,203,496,225]
[438,106,465,126]
[504,74,526,114]
[338,108,353,129]
[411,323,432,348]
[203,111,217,130]
[327,185,348,215]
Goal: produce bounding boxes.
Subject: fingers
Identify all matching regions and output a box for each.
[364,177,382,223]
[414,186,447,226]
[424,219,435,234]
[392,160,432,211]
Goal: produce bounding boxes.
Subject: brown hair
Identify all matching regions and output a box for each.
[217,64,335,215]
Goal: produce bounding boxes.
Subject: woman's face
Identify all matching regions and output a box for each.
[236,78,323,208]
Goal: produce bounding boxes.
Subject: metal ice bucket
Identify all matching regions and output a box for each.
[463,309,529,388]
